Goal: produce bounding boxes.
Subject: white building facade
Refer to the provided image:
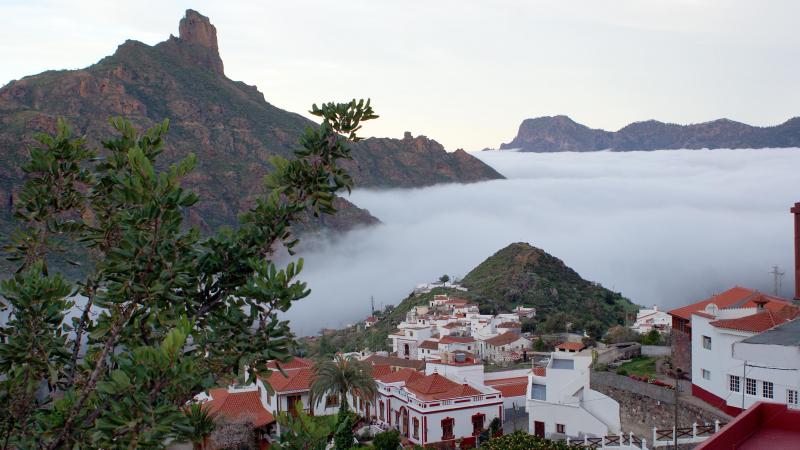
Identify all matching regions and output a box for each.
[526,352,620,439]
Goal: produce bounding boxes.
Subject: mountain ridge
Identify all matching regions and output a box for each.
[0,9,503,236]
[499,115,800,152]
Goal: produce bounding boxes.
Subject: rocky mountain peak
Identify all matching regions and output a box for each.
[175,9,224,75]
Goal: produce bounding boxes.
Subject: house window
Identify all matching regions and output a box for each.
[763,381,774,399]
[404,343,410,356]
[441,418,455,440]
[325,394,339,408]
[746,378,757,396]
[556,424,566,434]
[702,335,712,350]
[702,369,710,380]
[788,390,798,406]
[729,375,740,392]
[413,417,420,439]
[471,414,485,436]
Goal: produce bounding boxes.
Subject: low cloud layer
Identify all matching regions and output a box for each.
[283,148,799,335]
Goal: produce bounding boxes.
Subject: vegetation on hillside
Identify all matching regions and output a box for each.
[462,243,637,336]
[482,431,585,449]
[0,99,375,448]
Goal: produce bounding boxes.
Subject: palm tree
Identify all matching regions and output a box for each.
[182,402,216,450]
[311,354,378,411]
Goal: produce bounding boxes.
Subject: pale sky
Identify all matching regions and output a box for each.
[2,0,799,150]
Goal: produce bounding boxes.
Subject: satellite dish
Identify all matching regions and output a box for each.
[705,303,719,315]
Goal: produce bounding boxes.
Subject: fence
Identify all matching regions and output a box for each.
[650,420,727,448]
[565,432,648,449]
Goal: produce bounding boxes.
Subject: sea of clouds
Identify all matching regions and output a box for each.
[282,148,800,335]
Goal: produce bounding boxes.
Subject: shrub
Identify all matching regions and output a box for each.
[373,429,401,450]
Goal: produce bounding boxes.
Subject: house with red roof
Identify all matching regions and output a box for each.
[668,287,792,374]
[364,315,378,328]
[479,332,532,364]
[555,341,586,353]
[199,385,276,448]
[686,293,798,415]
[373,357,503,447]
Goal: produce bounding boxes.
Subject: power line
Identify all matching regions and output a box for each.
[769,265,785,296]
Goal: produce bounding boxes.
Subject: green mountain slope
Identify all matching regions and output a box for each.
[462,242,637,332]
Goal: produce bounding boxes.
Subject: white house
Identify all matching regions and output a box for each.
[480,332,531,364]
[526,352,620,439]
[513,305,537,319]
[373,354,503,447]
[731,318,800,411]
[689,298,798,415]
[631,305,671,334]
[389,326,434,359]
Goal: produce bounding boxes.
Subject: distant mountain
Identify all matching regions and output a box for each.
[500,115,800,152]
[462,242,636,331]
[0,9,502,236]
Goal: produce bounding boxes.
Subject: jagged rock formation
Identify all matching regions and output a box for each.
[500,115,800,152]
[0,9,502,236]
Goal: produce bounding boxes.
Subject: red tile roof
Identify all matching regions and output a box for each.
[204,388,275,427]
[263,367,315,392]
[365,316,378,323]
[376,368,425,384]
[405,373,482,400]
[266,357,314,371]
[532,367,546,377]
[419,340,440,350]
[484,376,529,386]
[439,335,475,344]
[363,354,426,371]
[445,298,469,305]
[668,287,790,321]
[442,323,462,329]
[485,332,525,347]
[370,364,393,379]
[497,322,521,328]
[494,384,528,398]
[709,308,799,333]
[556,342,586,351]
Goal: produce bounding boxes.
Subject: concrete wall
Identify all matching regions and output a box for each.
[642,345,672,357]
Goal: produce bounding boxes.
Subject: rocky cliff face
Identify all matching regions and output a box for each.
[0,10,501,235]
[500,115,800,152]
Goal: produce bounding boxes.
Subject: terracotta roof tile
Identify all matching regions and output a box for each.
[363,354,426,371]
[263,367,315,392]
[485,332,525,347]
[668,287,791,321]
[266,357,313,371]
[709,308,799,333]
[484,376,530,386]
[497,322,521,328]
[439,335,475,344]
[204,388,275,428]
[376,368,425,384]
[419,340,440,350]
[494,384,528,398]
[405,373,482,400]
[556,342,586,351]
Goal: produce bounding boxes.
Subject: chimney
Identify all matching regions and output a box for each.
[792,202,800,301]
[754,297,768,312]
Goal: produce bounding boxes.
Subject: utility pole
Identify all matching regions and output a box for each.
[673,368,681,449]
[769,266,785,296]
[370,295,375,315]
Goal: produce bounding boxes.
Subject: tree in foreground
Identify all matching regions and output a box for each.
[310,354,377,411]
[275,401,335,450]
[0,99,377,448]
